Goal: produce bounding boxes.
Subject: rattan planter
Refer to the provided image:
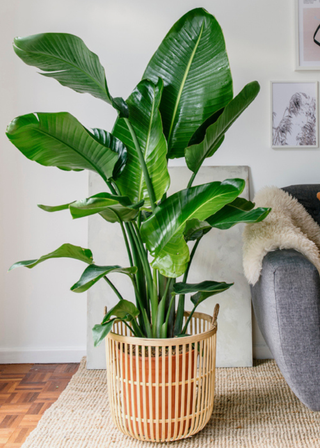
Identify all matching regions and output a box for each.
[105,305,219,442]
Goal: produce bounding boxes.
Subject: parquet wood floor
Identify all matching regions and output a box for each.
[0,363,79,448]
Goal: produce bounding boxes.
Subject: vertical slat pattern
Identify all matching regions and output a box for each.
[129,344,138,439]
[190,335,199,435]
[178,344,186,439]
[148,345,154,441]
[119,341,126,434]
[105,310,218,442]
[167,345,172,440]
[124,341,133,436]
[135,344,143,437]
[161,346,165,441]
[185,342,193,437]
[173,344,180,440]
[155,346,160,442]
[141,346,148,440]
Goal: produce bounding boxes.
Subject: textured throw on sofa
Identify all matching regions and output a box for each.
[243,186,320,285]
[243,185,320,411]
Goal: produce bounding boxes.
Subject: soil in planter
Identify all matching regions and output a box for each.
[119,348,195,440]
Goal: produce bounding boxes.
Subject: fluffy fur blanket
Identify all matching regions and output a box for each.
[242,186,320,285]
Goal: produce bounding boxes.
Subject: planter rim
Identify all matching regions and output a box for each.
[107,309,218,347]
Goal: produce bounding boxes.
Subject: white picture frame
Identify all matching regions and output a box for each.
[296,0,320,70]
[271,81,318,149]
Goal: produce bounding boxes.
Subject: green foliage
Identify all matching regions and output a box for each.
[6,112,119,181]
[185,82,261,174]
[143,8,233,158]
[112,79,170,205]
[71,265,137,293]
[13,33,128,117]
[9,244,93,270]
[7,8,270,343]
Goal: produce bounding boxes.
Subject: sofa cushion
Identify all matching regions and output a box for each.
[282,184,320,227]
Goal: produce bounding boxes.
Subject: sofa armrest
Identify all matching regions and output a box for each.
[251,249,320,411]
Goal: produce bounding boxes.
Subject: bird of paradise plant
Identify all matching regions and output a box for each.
[6,8,270,344]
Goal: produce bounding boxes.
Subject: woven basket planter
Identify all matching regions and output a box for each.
[105,305,219,442]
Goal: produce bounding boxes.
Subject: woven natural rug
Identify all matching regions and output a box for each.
[21,358,320,448]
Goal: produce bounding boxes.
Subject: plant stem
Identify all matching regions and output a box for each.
[130,273,147,316]
[103,276,124,301]
[130,319,145,337]
[187,171,197,188]
[181,306,197,334]
[111,181,121,195]
[119,220,134,267]
[174,238,201,335]
[106,179,118,196]
[131,222,158,333]
[161,293,176,338]
[137,211,141,228]
[178,238,206,335]
[125,223,149,314]
[156,278,172,337]
[153,268,158,292]
[123,321,138,337]
[185,238,201,281]
[124,118,157,213]
[141,308,153,338]
[131,222,156,299]
[161,277,172,304]
[102,173,149,336]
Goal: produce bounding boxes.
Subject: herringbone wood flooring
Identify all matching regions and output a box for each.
[0,363,79,447]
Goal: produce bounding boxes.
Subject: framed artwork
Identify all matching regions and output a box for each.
[296,0,320,70]
[271,81,318,148]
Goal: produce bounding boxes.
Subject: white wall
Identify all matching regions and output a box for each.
[1,0,318,362]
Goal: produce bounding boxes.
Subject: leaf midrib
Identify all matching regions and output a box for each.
[195,84,259,168]
[138,84,157,202]
[167,22,204,146]
[154,188,237,254]
[14,44,108,99]
[26,118,113,182]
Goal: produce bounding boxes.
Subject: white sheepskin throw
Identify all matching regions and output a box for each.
[242,186,320,285]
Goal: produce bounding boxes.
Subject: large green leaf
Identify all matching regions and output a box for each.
[13,33,128,117]
[151,233,190,278]
[188,109,225,146]
[6,112,119,181]
[90,129,127,180]
[225,197,255,211]
[174,280,233,307]
[69,193,142,222]
[92,303,140,345]
[92,319,116,347]
[102,300,139,323]
[38,193,143,223]
[38,202,74,213]
[71,264,137,293]
[183,219,211,242]
[113,78,170,204]
[9,243,93,271]
[185,82,260,173]
[140,179,245,258]
[207,198,271,230]
[143,8,233,158]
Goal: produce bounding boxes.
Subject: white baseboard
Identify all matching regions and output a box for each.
[0,347,86,364]
[0,345,271,364]
[253,343,273,360]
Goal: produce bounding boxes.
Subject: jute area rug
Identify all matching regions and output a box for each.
[21,358,320,448]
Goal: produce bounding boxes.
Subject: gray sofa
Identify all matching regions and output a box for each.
[251,185,320,411]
